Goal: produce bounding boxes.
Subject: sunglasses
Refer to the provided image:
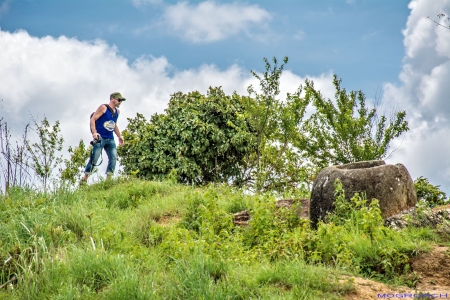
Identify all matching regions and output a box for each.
[116,98,124,103]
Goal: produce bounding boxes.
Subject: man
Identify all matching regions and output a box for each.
[82,92,126,182]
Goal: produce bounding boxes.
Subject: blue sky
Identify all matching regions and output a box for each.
[1,0,450,193]
[2,0,409,92]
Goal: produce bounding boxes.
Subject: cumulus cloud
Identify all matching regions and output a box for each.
[383,0,450,193]
[0,28,333,176]
[0,30,244,142]
[160,1,271,43]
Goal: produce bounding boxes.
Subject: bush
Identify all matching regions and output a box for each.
[118,87,257,185]
[414,176,448,208]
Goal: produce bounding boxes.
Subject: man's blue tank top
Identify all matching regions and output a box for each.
[96,106,118,139]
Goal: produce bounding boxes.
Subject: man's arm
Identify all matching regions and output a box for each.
[114,108,124,146]
[114,125,124,146]
[90,105,107,139]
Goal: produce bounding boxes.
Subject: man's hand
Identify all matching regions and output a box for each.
[93,133,100,140]
[118,135,124,146]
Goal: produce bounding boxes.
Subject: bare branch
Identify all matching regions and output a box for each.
[427,16,450,30]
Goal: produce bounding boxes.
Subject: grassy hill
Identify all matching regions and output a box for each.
[0,177,446,299]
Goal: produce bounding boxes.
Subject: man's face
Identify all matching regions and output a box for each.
[115,98,124,107]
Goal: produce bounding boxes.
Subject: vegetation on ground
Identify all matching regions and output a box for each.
[0,177,447,299]
[414,176,449,208]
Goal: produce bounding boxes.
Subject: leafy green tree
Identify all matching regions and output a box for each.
[414,176,448,208]
[60,140,91,185]
[244,57,311,193]
[301,75,409,168]
[26,117,64,190]
[118,87,257,185]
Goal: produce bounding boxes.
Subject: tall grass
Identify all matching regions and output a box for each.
[0,177,445,299]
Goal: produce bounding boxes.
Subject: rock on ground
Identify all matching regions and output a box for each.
[310,160,417,228]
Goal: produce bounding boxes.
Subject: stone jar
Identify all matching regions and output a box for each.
[310,160,417,228]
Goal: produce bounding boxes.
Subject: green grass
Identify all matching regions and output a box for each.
[0,177,445,299]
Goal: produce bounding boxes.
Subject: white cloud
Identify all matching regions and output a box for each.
[0,29,246,142]
[382,0,450,193]
[0,28,334,177]
[160,1,271,43]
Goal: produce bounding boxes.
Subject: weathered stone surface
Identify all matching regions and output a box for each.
[232,198,311,226]
[385,205,450,231]
[310,160,417,228]
[233,210,250,226]
[275,198,310,219]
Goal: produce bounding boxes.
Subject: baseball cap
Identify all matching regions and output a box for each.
[110,92,126,101]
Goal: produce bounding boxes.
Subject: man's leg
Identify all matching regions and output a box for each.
[104,139,117,179]
[83,140,103,181]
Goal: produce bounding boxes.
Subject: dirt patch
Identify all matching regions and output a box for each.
[156,214,181,227]
[343,277,407,300]
[433,203,450,211]
[344,245,450,299]
[411,245,450,291]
